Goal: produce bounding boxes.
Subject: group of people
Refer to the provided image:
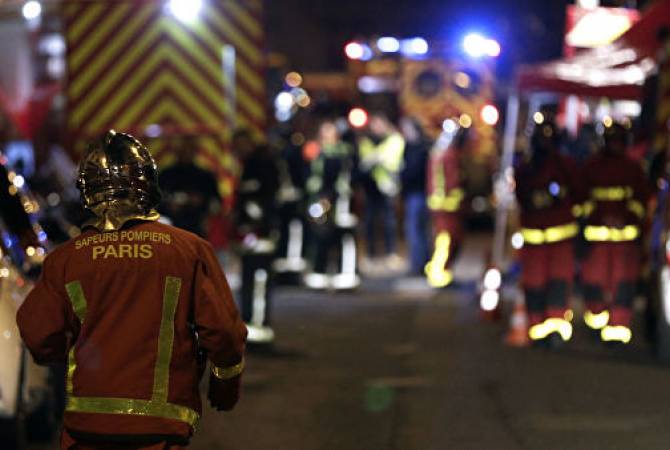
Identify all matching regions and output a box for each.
[515,119,649,347]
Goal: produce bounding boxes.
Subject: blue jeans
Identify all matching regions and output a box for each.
[404,192,430,274]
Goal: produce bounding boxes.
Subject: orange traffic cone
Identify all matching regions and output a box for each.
[505,297,530,347]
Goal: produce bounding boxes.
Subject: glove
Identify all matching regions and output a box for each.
[207,359,245,411]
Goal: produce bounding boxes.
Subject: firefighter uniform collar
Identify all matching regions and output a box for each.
[83,208,160,232]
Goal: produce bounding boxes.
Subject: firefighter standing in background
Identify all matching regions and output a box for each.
[581,122,650,345]
[424,127,469,288]
[272,128,308,278]
[16,131,247,449]
[358,113,405,269]
[304,120,359,290]
[158,135,221,237]
[233,130,281,344]
[515,121,582,346]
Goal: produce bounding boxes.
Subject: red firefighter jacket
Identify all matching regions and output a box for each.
[515,151,584,242]
[17,220,247,442]
[426,147,464,215]
[581,153,649,241]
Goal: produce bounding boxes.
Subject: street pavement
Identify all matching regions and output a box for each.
[187,283,670,450]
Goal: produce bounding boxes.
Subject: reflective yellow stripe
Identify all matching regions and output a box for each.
[600,325,632,344]
[64,277,199,430]
[65,281,88,395]
[528,318,573,341]
[627,199,645,219]
[427,188,464,212]
[590,186,633,201]
[520,222,579,245]
[153,276,181,402]
[584,310,609,330]
[583,225,639,242]
[67,397,199,429]
[212,358,245,380]
[425,231,453,287]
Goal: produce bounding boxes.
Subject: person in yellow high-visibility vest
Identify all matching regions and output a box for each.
[424,127,469,288]
[358,113,405,268]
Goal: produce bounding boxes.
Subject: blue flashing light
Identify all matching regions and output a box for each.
[377,37,400,53]
[401,37,429,56]
[463,32,500,58]
[549,182,560,197]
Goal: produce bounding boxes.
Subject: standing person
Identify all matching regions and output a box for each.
[515,120,583,347]
[424,127,469,288]
[399,117,430,276]
[158,135,221,237]
[581,122,650,345]
[16,131,247,449]
[233,131,281,344]
[358,113,405,269]
[304,119,359,290]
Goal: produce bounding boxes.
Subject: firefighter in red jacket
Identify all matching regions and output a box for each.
[424,127,469,288]
[581,122,649,344]
[16,131,247,449]
[515,120,582,346]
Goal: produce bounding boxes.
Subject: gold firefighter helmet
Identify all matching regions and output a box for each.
[77,130,161,231]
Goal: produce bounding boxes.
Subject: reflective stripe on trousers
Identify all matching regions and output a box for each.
[64,278,199,430]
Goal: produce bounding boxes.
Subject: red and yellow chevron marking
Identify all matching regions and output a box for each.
[64,0,265,197]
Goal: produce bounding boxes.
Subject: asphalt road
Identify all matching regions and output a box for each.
[28,274,670,449]
[187,281,670,450]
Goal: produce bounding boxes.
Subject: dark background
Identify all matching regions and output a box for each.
[266,0,650,77]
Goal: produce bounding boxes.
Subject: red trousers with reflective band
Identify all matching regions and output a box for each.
[61,429,187,450]
[520,240,574,326]
[430,212,463,267]
[582,241,640,327]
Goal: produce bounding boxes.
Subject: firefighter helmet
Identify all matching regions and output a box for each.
[77,130,161,231]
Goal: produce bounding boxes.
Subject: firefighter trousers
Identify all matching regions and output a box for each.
[240,253,274,327]
[582,241,640,327]
[520,240,574,326]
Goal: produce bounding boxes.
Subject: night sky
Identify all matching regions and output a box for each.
[266,0,573,78]
[265,0,654,80]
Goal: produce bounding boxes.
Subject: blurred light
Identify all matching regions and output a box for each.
[453,72,471,89]
[8,185,17,196]
[485,39,501,57]
[38,231,47,242]
[358,76,396,94]
[442,119,458,134]
[3,330,10,339]
[285,71,303,88]
[533,112,545,124]
[511,232,524,250]
[377,36,400,53]
[39,34,66,56]
[578,0,599,8]
[401,37,429,56]
[458,113,472,128]
[463,33,487,58]
[275,92,294,110]
[348,108,369,128]
[275,109,292,122]
[12,175,25,189]
[22,1,41,20]
[464,33,500,58]
[291,133,305,146]
[0,268,9,278]
[297,95,311,108]
[603,115,613,127]
[480,104,499,126]
[549,181,560,196]
[167,0,202,22]
[145,124,163,138]
[483,268,502,291]
[471,196,488,213]
[345,42,365,60]
[480,289,500,311]
[308,202,325,219]
[26,246,36,257]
